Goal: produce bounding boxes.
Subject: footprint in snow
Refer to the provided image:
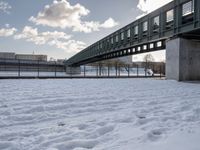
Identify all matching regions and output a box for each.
[147,129,165,141]
[57,122,65,127]
[77,124,88,130]
[96,125,114,136]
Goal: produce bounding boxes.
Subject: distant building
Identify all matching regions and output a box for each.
[0,52,48,61]
[15,54,47,61]
[57,59,65,63]
[0,52,15,59]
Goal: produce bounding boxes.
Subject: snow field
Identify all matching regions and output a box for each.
[0,79,200,150]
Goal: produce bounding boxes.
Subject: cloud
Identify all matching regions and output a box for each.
[100,18,119,28]
[48,40,86,53]
[14,26,71,45]
[0,1,11,14]
[137,0,173,18]
[0,28,17,37]
[14,26,86,53]
[29,0,118,33]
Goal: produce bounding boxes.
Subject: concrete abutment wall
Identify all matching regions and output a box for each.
[166,38,200,81]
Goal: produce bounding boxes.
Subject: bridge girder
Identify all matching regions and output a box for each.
[66,0,200,66]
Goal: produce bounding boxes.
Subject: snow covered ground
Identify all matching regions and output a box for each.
[0,79,200,150]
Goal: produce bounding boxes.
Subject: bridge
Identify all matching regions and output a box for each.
[65,0,200,81]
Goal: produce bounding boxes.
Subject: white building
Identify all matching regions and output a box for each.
[15,54,47,61]
[0,52,15,59]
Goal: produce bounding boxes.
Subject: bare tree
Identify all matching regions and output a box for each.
[143,54,155,75]
[143,54,155,63]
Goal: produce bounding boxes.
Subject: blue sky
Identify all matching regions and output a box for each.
[0,0,170,61]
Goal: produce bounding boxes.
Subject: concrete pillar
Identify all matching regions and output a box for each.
[66,66,81,75]
[166,38,200,81]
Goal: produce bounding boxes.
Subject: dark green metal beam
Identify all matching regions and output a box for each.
[66,0,200,66]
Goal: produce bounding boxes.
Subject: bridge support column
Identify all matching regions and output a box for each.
[66,66,81,75]
[166,38,200,81]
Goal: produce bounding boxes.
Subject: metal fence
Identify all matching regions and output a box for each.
[76,63,165,78]
[0,59,66,78]
[0,59,165,79]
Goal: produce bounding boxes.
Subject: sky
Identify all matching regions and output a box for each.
[0,0,172,61]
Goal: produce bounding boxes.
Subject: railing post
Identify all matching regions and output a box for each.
[84,65,86,77]
[128,64,130,77]
[99,64,101,76]
[152,64,155,77]
[163,63,165,76]
[118,66,120,77]
[108,65,110,77]
[145,63,147,77]
[55,61,57,77]
[160,65,162,78]
[100,65,102,76]
[18,60,20,77]
[116,64,118,77]
[96,65,98,77]
[37,60,40,78]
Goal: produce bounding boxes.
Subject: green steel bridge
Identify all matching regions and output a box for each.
[66,0,199,67]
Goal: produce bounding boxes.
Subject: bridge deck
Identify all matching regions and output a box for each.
[66,0,200,66]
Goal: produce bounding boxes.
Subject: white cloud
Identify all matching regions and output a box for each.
[0,1,11,14]
[29,0,118,33]
[14,26,71,45]
[137,0,173,18]
[14,26,86,53]
[100,18,119,28]
[0,28,17,37]
[49,40,86,53]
